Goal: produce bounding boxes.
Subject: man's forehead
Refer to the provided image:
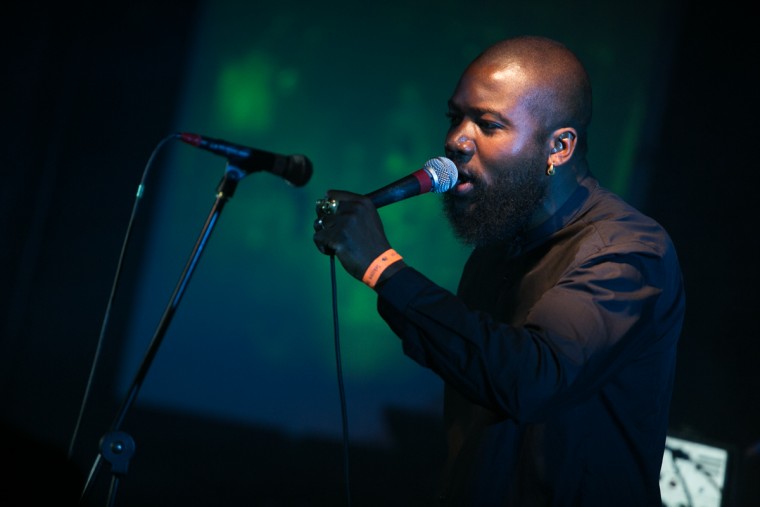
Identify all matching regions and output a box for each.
[454,61,534,101]
[491,62,530,83]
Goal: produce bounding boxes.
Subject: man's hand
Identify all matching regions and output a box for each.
[313,190,394,282]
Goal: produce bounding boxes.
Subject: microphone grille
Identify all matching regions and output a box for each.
[424,157,458,193]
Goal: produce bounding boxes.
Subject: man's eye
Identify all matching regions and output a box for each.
[479,120,501,131]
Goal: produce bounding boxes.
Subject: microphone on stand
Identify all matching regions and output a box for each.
[177,132,313,187]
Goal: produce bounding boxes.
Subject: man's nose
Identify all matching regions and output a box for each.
[445,132,475,162]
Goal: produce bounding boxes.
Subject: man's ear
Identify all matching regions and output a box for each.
[548,129,577,166]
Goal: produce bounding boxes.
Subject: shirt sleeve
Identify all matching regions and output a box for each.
[376,247,683,422]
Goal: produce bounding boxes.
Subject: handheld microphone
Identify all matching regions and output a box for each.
[366,157,458,208]
[177,132,313,187]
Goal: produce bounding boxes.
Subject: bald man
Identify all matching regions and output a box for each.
[313,36,685,506]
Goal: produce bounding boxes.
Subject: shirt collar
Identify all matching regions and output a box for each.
[521,172,597,249]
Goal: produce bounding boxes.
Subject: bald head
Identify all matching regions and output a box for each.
[470,36,592,155]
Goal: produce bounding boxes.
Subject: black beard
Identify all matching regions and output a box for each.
[443,155,548,247]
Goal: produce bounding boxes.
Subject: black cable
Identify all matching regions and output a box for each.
[67,133,179,460]
[330,254,352,506]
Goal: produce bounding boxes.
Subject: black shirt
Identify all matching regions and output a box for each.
[376,174,685,506]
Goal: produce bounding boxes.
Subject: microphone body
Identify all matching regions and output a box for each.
[366,157,458,208]
[178,132,313,187]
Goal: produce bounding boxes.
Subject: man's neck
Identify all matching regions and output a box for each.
[530,161,588,229]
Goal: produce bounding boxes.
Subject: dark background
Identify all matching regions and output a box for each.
[1,1,757,506]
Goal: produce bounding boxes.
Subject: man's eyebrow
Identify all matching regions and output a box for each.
[447,100,510,124]
[474,107,509,123]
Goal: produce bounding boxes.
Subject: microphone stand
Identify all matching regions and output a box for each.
[79,164,247,506]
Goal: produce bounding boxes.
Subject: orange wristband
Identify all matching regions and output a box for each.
[362,249,403,288]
